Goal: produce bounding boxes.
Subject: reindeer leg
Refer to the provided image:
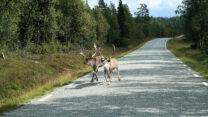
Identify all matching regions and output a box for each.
[95,69,99,81]
[104,69,108,82]
[109,69,113,82]
[117,68,121,81]
[91,73,94,83]
[111,71,114,79]
[91,72,95,83]
[107,72,111,85]
[93,66,99,82]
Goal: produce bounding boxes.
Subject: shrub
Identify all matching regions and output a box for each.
[120,38,130,47]
[24,40,63,54]
[55,54,62,58]
[190,44,197,49]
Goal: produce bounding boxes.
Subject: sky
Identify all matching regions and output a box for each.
[88,0,183,17]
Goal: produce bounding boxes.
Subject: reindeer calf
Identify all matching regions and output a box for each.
[102,57,121,84]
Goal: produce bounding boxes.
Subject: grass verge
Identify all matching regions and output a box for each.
[167,38,208,79]
[0,38,153,114]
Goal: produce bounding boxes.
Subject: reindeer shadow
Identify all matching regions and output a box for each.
[67,82,103,90]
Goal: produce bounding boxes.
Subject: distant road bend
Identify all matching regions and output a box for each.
[2,38,208,117]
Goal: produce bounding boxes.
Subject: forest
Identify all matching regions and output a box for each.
[0,0,182,55]
[176,0,208,50]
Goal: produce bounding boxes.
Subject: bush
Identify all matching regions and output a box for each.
[25,40,63,54]
[120,38,130,47]
[55,54,62,58]
[190,44,197,49]
[62,43,72,53]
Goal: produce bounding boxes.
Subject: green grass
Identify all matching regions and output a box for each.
[0,38,152,113]
[0,52,90,113]
[167,38,208,79]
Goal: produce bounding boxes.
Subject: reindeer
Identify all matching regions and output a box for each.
[102,57,121,84]
[80,44,105,83]
[102,45,121,84]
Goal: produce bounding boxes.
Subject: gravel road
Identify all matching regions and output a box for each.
[2,38,208,117]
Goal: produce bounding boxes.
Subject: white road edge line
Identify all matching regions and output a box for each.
[202,82,208,86]
[193,74,199,77]
[39,95,52,102]
[67,84,74,87]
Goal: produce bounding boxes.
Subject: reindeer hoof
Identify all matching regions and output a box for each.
[118,79,121,81]
[107,82,111,85]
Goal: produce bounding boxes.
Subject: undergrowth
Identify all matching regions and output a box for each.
[167,38,208,79]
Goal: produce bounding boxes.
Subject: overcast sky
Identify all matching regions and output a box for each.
[88,0,183,17]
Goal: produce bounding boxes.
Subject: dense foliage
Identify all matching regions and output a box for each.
[150,17,183,37]
[176,0,208,49]
[0,0,182,54]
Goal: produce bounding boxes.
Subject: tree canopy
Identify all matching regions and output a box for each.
[0,0,183,54]
[177,0,208,48]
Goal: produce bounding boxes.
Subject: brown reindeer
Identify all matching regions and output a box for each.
[80,44,105,82]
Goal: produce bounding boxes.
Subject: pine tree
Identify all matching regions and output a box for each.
[58,0,97,45]
[135,3,151,38]
[117,0,126,39]
[67,0,85,43]
[80,5,97,45]
[93,6,110,43]
[0,0,21,49]
[98,0,107,9]
[19,0,59,45]
[107,3,120,44]
[135,4,150,23]
[117,0,133,46]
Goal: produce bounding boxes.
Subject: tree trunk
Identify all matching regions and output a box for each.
[198,33,202,48]
[69,37,72,44]
[65,34,68,47]
[1,52,5,60]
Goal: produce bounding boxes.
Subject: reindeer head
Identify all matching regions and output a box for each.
[102,57,111,65]
[80,52,97,65]
[80,43,98,65]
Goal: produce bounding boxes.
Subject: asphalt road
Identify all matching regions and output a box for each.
[2,38,208,117]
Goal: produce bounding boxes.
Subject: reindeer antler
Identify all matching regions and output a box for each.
[112,44,116,55]
[80,52,86,58]
[92,43,97,57]
[94,43,104,56]
[80,45,87,58]
[98,47,103,56]
[94,43,97,51]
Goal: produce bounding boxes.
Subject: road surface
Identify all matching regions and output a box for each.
[2,38,208,117]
